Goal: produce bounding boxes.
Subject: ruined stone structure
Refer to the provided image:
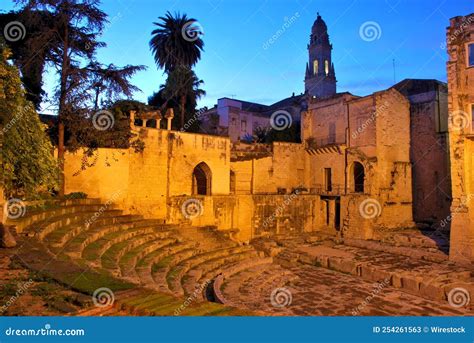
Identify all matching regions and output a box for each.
[56,13,472,265]
[446,13,474,264]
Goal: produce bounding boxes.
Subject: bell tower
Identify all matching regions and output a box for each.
[305,13,337,98]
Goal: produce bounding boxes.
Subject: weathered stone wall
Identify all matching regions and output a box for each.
[409,91,451,225]
[64,128,231,219]
[446,13,474,264]
[230,142,307,194]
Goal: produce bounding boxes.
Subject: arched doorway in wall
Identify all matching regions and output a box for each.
[192,162,212,195]
[352,162,365,193]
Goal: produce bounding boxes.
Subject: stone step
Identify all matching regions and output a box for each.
[166,247,253,296]
[119,238,179,281]
[136,243,196,289]
[152,249,199,293]
[46,214,143,248]
[66,221,165,258]
[101,234,162,272]
[293,244,473,304]
[22,209,123,239]
[10,204,121,233]
[181,251,260,297]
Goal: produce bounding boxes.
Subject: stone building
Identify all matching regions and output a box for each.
[446,13,474,264]
[202,95,305,142]
[54,12,471,264]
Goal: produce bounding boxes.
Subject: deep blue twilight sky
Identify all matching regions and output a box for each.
[2,0,474,113]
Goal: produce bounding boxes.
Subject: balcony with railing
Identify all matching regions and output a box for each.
[305,133,346,155]
[309,183,345,196]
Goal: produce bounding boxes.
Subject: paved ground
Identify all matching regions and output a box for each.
[234,264,471,316]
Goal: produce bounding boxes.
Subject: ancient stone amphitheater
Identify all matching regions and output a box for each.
[9,198,473,316]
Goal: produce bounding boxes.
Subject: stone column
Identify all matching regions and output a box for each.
[165,108,174,131]
[129,110,136,129]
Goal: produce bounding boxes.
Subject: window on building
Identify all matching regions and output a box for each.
[324,168,332,192]
[325,60,329,75]
[241,120,247,132]
[468,43,474,67]
[313,60,319,75]
[471,104,474,131]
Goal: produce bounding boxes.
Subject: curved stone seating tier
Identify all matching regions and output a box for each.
[119,238,179,280]
[100,233,164,272]
[180,250,260,297]
[66,224,161,259]
[12,199,296,313]
[11,203,118,233]
[45,214,143,248]
[135,242,196,288]
[165,246,254,296]
[151,248,200,292]
[22,209,123,240]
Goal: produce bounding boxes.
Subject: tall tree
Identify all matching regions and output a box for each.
[149,11,204,127]
[15,0,107,195]
[14,0,144,195]
[87,62,146,110]
[0,42,58,198]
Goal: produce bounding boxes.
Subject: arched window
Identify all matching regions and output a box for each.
[313,60,319,75]
[352,162,365,193]
[325,60,329,75]
[192,162,212,195]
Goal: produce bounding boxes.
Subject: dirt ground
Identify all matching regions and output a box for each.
[0,248,92,316]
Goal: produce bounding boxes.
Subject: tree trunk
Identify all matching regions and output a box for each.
[58,22,70,197]
[180,94,185,128]
[58,122,65,196]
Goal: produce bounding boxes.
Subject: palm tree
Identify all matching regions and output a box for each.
[149,12,204,127]
[149,11,204,72]
[160,66,205,128]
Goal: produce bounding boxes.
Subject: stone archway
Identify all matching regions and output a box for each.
[192,162,212,196]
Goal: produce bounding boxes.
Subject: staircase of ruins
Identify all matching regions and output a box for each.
[7,198,295,315]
